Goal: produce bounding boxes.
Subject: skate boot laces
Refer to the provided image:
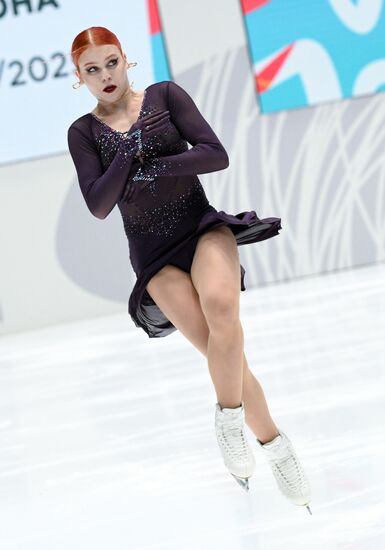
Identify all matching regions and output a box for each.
[260,432,311,500]
[218,414,249,462]
[216,405,252,463]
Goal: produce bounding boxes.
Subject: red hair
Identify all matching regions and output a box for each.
[71,26,124,71]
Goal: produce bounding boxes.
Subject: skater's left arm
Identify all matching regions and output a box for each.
[132,80,229,180]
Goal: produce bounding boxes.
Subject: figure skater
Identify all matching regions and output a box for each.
[67,26,312,514]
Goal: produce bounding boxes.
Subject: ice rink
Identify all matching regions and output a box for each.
[1,262,384,550]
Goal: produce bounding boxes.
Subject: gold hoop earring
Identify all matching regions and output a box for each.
[72,81,81,90]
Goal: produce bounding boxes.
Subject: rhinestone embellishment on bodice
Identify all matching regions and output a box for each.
[121,180,210,239]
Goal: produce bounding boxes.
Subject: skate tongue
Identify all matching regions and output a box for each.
[220,403,242,412]
[222,408,242,415]
[220,405,243,420]
[260,434,282,448]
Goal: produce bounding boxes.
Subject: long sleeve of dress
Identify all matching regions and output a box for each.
[133,80,229,181]
[67,124,141,219]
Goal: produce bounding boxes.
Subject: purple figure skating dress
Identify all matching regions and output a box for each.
[67,80,282,338]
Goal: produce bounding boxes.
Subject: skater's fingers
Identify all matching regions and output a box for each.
[141,109,165,120]
[144,112,170,127]
[141,108,162,118]
[142,110,169,124]
[143,114,169,128]
[144,116,170,135]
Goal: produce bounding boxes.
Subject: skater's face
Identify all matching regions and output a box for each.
[76,44,130,102]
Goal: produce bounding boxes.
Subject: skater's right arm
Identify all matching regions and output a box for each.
[67,124,141,220]
[67,109,170,219]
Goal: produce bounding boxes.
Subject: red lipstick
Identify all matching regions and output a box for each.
[103,85,117,93]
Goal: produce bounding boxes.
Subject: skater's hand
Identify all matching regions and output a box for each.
[124,109,170,148]
[130,108,170,136]
[120,109,170,202]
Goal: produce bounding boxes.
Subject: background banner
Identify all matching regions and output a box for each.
[241,0,385,113]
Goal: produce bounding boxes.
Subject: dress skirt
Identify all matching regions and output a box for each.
[128,205,282,338]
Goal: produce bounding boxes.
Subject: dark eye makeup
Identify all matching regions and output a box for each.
[86,58,119,73]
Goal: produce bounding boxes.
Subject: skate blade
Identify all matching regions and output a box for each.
[231,473,250,491]
[305,504,312,515]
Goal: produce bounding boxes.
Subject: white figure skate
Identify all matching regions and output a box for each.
[215,402,256,491]
[255,430,312,515]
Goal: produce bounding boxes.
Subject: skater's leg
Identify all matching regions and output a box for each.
[190,226,244,409]
[206,319,244,409]
[241,354,280,444]
[146,256,279,442]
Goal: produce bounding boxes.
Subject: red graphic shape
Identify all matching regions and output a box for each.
[256,43,294,93]
[148,0,161,35]
[241,0,271,15]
